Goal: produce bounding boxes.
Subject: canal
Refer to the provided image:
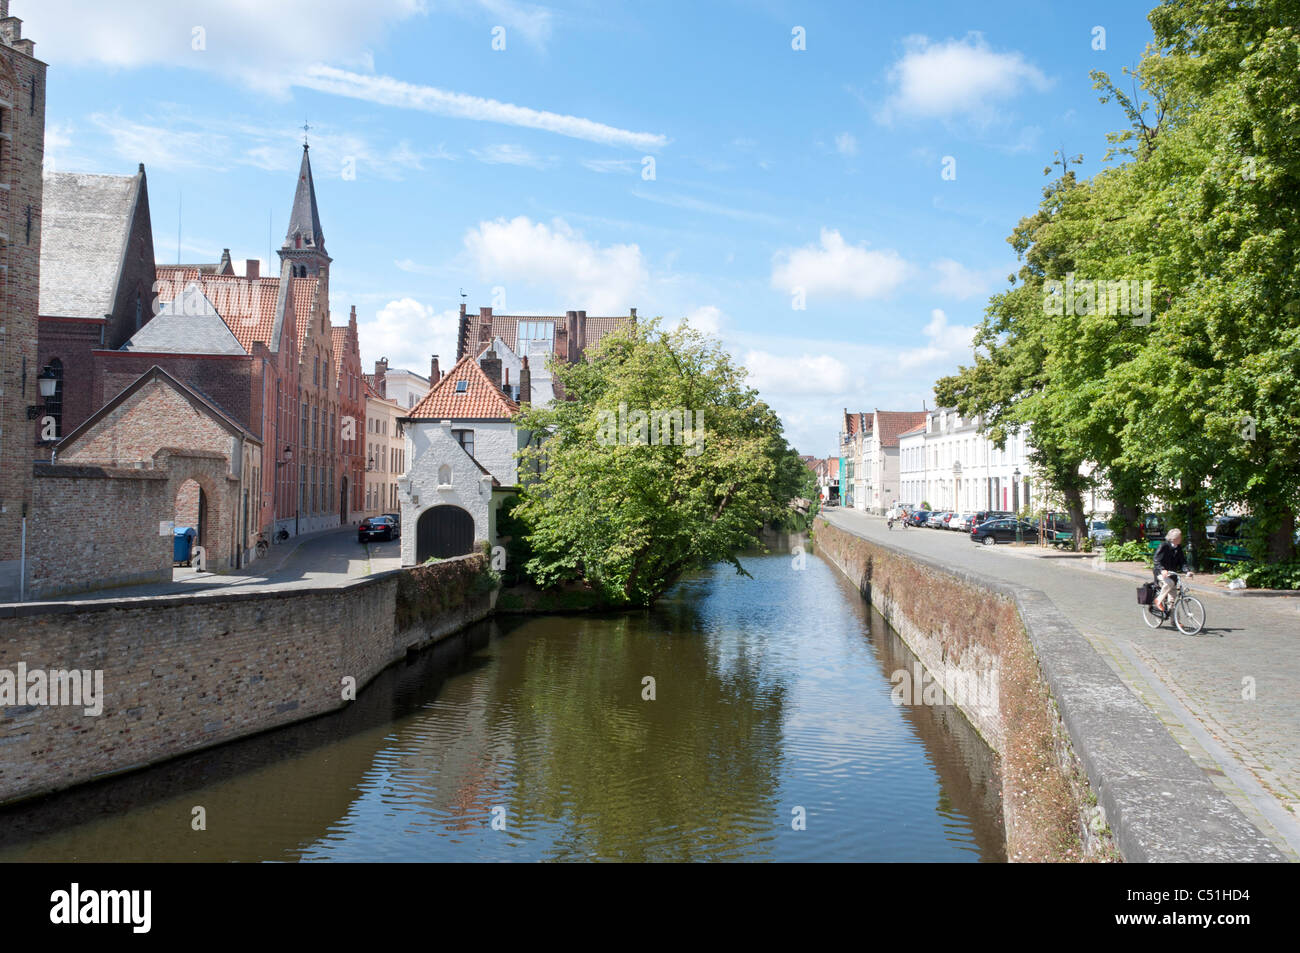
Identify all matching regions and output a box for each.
[0,541,1005,861]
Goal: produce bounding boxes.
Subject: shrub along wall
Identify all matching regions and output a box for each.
[0,553,490,807]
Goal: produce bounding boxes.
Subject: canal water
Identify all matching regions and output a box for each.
[0,541,1005,862]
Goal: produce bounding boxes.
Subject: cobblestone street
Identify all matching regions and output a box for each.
[822,507,1300,859]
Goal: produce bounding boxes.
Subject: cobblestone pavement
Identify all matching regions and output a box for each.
[54,527,403,601]
[822,507,1300,859]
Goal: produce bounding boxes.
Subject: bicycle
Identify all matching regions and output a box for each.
[255,534,270,558]
[1140,572,1205,635]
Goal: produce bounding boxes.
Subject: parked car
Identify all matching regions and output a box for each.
[926,511,949,528]
[970,517,1036,546]
[951,513,974,532]
[359,516,398,542]
[971,510,1013,529]
[381,512,402,536]
[1088,520,1114,543]
[906,510,931,527]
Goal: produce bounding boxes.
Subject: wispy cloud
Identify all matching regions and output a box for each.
[835,132,858,156]
[580,157,640,174]
[470,144,554,168]
[631,188,783,226]
[295,65,669,151]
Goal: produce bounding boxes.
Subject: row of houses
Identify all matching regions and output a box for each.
[817,405,1113,518]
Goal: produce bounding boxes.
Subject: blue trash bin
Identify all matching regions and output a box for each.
[173,526,196,566]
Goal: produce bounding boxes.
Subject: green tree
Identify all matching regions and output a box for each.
[512,318,800,606]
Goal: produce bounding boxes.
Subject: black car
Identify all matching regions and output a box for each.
[971,510,1013,529]
[970,518,1035,546]
[906,510,931,527]
[381,512,401,536]
[359,516,398,542]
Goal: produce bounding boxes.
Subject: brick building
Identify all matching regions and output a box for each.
[0,6,45,601]
[37,165,157,439]
[333,305,364,524]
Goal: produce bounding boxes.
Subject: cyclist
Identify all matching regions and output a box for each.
[1152,528,1190,612]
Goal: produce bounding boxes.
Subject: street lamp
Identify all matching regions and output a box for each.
[1013,467,1022,543]
[36,367,58,399]
[275,445,293,468]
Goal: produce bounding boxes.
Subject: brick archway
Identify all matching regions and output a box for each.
[157,452,235,571]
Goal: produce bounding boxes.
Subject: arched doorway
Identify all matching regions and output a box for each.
[175,478,207,545]
[416,505,474,561]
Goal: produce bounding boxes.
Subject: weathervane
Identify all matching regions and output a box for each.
[302,120,311,148]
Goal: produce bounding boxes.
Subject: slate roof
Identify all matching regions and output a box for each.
[406,354,518,421]
[120,282,247,355]
[39,171,142,319]
[285,145,325,251]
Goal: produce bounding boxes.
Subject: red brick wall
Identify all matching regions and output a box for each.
[93,352,254,432]
[63,377,236,466]
[36,318,103,438]
[174,479,200,530]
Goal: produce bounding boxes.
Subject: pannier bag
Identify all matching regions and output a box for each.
[1136,583,1156,605]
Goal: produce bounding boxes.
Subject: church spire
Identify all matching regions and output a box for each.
[283,143,325,254]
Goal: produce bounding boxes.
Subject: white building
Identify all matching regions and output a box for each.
[838,409,929,514]
[399,350,525,565]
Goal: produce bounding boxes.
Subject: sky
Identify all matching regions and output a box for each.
[23,0,1160,455]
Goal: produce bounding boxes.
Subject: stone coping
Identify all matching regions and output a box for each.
[816,515,1286,863]
[0,555,482,619]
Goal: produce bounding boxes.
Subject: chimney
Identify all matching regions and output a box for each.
[519,356,531,404]
[630,307,637,323]
[430,354,440,384]
[0,11,19,44]
[577,310,588,360]
[374,358,388,397]
[478,306,493,350]
[565,310,578,363]
[480,349,503,389]
[349,304,357,327]
[218,248,233,275]
[246,259,260,280]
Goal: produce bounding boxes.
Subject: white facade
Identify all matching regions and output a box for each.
[400,418,522,566]
[899,427,927,508]
[383,369,432,411]
[902,409,1036,513]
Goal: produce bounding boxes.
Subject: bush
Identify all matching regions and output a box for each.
[1217,561,1300,590]
[1104,539,1151,563]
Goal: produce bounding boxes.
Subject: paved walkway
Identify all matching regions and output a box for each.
[57,527,402,601]
[821,507,1300,859]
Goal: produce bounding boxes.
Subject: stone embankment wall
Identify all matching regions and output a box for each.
[814,516,1285,863]
[0,554,491,806]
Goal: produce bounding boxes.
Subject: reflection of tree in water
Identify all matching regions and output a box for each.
[483,605,790,862]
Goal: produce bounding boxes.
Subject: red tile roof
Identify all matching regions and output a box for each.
[406,354,519,420]
[897,422,928,439]
[331,326,347,374]
[875,410,930,448]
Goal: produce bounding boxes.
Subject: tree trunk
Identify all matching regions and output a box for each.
[1063,488,1087,552]
[1266,506,1297,563]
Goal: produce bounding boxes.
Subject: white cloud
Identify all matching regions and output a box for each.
[932,259,1006,300]
[469,144,552,168]
[580,157,640,174]
[743,351,853,396]
[297,66,668,151]
[771,228,910,300]
[878,34,1051,122]
[896,309,976,370]
[357,298,461,373]
[395,259,439,275]
[632,188,784,226]
[664,305,724,336]
[835,133,858,156]
[473,0,553,50]
[462,216,647,313]
[19,0,421,93]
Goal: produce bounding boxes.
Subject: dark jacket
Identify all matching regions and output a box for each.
[1153,540,1187,578]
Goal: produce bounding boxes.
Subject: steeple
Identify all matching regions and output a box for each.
[278,144,330,279]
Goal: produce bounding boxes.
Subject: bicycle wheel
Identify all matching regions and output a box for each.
[1140,603,1164,628]
[1174,595,1205,635]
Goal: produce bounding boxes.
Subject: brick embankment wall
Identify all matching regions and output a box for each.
[814,516,1286,863]
[0,553,491,806]
[814,517,1107,862]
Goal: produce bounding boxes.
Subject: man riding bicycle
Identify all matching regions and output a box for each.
[1152,527,1191,612]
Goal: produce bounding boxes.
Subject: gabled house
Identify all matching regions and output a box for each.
[398,350,525,565]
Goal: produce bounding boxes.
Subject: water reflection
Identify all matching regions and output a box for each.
[0,538,1004,862]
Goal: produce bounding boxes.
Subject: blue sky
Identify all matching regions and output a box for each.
[24,0,1158,454]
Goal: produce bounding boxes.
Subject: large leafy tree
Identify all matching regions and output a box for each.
[512,318,803,606]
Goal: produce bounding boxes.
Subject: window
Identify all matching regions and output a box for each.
[438,464,452,485]
[452,429,474,458]
[518,320,555,345]
[455,380,468,393]
[301,402,308,445]
[312,407,319,449]
[43,359,64,438]
[314,355,320,386]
